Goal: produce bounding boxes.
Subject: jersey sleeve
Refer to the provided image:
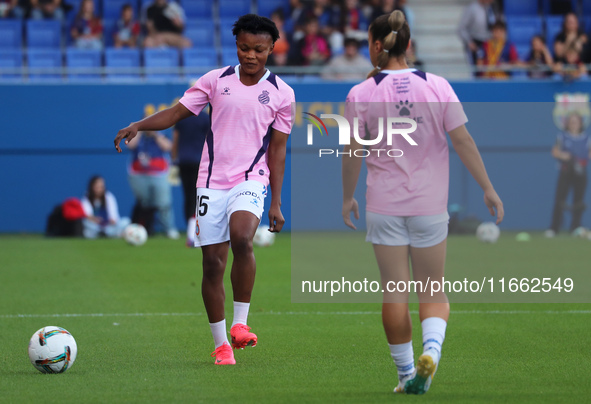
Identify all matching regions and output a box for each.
[179,70,217,116]
[271,88,296,134]
[442,80,468,133]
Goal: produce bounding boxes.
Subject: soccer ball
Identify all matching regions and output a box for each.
[123,223,148,246]
[476,222,500,243]
[253,225,275,247]
[28,326,77,374]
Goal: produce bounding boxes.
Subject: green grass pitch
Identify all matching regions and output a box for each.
[0,233,589,403]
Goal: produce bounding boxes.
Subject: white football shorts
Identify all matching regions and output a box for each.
[194,180,267,247]
[366,211,450,248]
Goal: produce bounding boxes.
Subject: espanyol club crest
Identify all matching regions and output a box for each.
[553,93,591,131]
[258,90,270,105]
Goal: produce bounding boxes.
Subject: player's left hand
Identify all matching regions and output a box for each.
[484,188,504,225]
[268,205,285,233]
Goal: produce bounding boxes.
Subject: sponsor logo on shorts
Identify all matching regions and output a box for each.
[195,219,200,236]
[237,190,261,201]
[250,198,259,207]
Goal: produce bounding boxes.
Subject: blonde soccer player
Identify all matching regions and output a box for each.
[342,10,504,394]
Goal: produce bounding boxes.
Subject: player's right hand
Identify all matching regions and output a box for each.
[342,198,359,230]
[114,124,138,153]
[484,188,504,225]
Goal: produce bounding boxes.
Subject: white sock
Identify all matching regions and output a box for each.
[209,319,229,349]
[421,317,447,363]
[232,301,250,327]
[186,216,196,244]
[389,341,415,382]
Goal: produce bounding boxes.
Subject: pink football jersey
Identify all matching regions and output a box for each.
[180,65,296,189]
[345,68,468,216]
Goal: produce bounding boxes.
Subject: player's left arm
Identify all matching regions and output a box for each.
[267,128,288,233]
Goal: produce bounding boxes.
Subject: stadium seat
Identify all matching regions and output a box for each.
[183,48,218,72]
[582,16,591,33]
[144,48,180,80]
[27,49,63,81]
[219,18,237,46]
[102,0,138,20]
[184,19,215,47]
[183,0,213,19]
[504,0,539,16]
[545,16,563,49]
[0,20,23,49]
[218,0,251,19]
[220,47,238,66]
[102,18,117,47]
[256,0,288,18]
[105,47,141,80]
[506,16,543,46]
[65,48,102,80]
[0,49,23,79]
[26,20,62,48]
[584,1,591,17]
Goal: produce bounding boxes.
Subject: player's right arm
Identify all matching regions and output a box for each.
[114,103,193,152]
[448,124,504,224]
[341,137,363,230]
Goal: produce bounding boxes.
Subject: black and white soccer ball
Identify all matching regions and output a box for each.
[476,222,500,243]
[123,223,148,246]
[28,326,77,374]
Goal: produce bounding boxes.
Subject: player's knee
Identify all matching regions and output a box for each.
[202,254,225,280]
[230,233,253,256]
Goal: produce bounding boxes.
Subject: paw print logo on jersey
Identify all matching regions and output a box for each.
[222,87,231,95]
[258,90,270,105]
[395,100,413,116]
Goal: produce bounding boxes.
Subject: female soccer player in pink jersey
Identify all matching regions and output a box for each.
[342,10,504,394]
[114,14,295,366]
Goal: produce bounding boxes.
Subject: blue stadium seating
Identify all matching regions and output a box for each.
[514,44,531,61]
[506,16,543,46]
[184,19,215,47]
[102,18,118,47]
[27,49,63,81]
[144,48,180,80]
[66,48,102,80]
[584,1,591,16]
[105,47,141,80]
[183,48,218,69]
[218,0,251,19]
[504,0,539,16]
[256,0,288,18]
[545,16,563,49]
[221,47,237,66]
[26,20,62,48]
[219,18,237,46]
[0,20,23,49]
[102,0,138,20]
[183,0,213,19]
[0,50,23,79]
[582,16,591,33]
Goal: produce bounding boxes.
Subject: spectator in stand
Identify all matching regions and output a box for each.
[144,0,191,48]
[81,175,131,239]
[339,0,369,41]
[268,8,291,67]
[0,0,26,18]
[291,17,331,66]
[554,13,587,64]
[527,35,554,79]
[71,0,103,50]
[476,21,520,79]
[31,0,64,21]
[297,0,341,53]
[369,0,395,23]
[113,3,140,48]
[407,39,423,69]
[321,37,372,80]
[554,46,588,80]
[458,0,497,66]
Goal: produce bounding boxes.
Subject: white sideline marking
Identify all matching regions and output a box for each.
[1,310,590,319]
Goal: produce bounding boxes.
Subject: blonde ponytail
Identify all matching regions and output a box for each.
[367,10,407,78]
